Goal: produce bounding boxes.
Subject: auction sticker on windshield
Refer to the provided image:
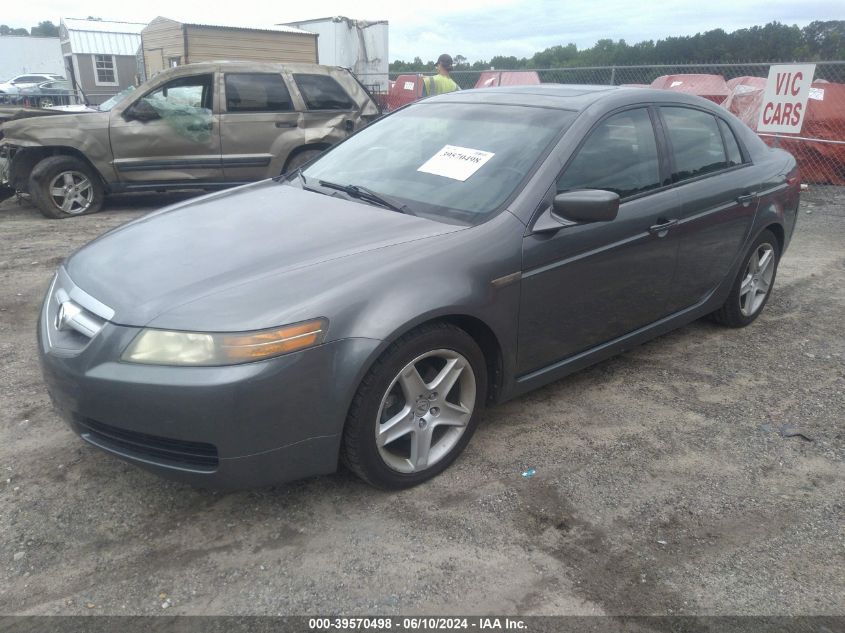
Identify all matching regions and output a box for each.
[418,145,495,181]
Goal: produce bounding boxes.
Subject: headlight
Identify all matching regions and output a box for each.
[121,319,327,366]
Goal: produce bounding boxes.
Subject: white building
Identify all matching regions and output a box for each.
[281,17,389,91]
[0,35,64,80]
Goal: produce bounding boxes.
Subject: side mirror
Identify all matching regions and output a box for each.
[553,190,619,223]
[532,189,620,234]
[125,99,159,122]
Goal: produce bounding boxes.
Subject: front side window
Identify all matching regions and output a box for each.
[137,74,214,143]
[661,107,730,182]
[94,55,117,85]
[143,75,212,110]
[225,73,293,112]
[557,108,661,199]
[293,73,353,110]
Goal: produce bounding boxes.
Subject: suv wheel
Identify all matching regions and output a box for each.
[29,156,104,219]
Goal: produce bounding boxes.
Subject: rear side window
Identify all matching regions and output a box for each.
[557,108,661,199]
[661,107,730,182]
[718,118,743,167]
[293,74,353,110]
[225,73,293,112]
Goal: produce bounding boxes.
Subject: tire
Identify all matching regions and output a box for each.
[29,155,104,219]
[712,229,780,327]
[282,148,324,174]
[342,322,487,489]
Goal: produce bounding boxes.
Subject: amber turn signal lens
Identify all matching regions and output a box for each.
[220,319,327,361]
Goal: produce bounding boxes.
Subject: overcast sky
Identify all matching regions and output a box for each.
[3,0,842,62]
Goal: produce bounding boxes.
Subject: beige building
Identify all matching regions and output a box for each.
[141,17,318,78]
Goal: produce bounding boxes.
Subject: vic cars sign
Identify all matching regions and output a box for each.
[757,63,816,134]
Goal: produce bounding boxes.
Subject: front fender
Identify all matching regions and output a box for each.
[1,112,114,183]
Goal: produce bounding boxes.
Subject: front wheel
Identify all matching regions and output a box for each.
[712,229,780,327]
[29,156,104,219]
[341,323,487,489]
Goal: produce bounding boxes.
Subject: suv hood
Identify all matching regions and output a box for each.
[66,180,464,328]
[2,111,109,143]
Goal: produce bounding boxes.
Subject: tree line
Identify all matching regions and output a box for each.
[391,21,844,72]
[0,21,59,37]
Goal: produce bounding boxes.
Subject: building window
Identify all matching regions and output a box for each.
[169,57,181,68]
[93,54,118,86]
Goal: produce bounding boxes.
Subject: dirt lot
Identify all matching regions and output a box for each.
[0,189,842,617]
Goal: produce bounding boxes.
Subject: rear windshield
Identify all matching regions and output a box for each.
[302,102,574,224]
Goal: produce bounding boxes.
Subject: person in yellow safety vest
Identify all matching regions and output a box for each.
[423,54,461,96]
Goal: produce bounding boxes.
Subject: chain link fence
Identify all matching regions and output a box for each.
[361,61,845,186]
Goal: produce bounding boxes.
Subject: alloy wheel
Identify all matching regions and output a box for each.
[375,349,476,474]
[49,171,94,215]
[739,242,775,317]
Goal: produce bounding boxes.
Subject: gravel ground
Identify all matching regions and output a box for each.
[0,188,842,617]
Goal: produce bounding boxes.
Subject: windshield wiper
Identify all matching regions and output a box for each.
[317,180,409,214]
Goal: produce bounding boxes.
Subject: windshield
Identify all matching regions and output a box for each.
[302,102,574,223]
[98,85,137,112]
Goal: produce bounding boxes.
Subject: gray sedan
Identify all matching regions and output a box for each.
[38,85,800,489]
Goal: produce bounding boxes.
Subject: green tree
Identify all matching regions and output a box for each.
[0,24,30,36]
[390,20,845,72]
[30,20,59,37]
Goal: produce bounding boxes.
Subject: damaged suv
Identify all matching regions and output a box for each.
[0,61,379,218]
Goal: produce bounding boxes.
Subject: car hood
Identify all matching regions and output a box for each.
[66,180,465,328]
[1,111,109,142]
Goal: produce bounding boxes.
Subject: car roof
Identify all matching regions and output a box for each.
[157,60,347,76]
[428,84,723,113]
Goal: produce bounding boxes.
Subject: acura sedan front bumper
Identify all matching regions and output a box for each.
[37,269,381,489]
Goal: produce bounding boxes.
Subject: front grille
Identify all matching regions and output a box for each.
[43,269,112,356]
[77,417,219,473]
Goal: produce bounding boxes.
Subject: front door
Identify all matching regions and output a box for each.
[110,73,222,184]
[518,107,681,374]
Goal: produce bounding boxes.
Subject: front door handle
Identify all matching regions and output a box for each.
[648,218,678,236]
[736,192,757,207]
[275,121,297,128]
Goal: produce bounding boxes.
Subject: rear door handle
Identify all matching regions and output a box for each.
[275,121,297,128]
[648,218,678,235]
[736,192,757,207]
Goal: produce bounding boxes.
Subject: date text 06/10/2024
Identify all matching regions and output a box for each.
[308,617,528,630]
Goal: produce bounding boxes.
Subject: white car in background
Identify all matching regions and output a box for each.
[0,73,66,96]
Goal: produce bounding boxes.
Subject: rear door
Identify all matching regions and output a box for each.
[518,107,681,373]
[290,72,362,141]
[220,72,302,181]
[109,73,222,184]
[658,106,763,313]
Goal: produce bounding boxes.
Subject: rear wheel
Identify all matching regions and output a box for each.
[29,156,104,219]
[342,323,487,489]
[712,229,780,327]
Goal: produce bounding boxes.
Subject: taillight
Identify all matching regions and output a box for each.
[786,166,800,188]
